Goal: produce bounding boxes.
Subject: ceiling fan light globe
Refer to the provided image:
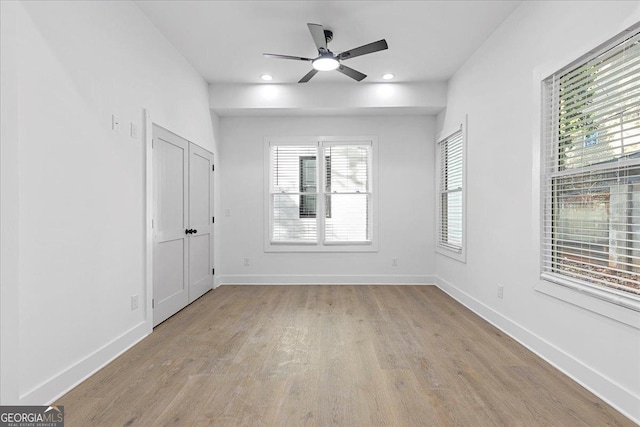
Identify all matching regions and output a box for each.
[312,57,339,71]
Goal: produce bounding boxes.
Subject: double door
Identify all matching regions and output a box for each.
[152,125,214,327]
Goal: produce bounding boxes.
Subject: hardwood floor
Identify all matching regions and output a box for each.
[57,285,634,426]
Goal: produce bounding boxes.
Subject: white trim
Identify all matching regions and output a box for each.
[322,240,373,246]
[532,19,640,324]
[323,140,373,147]
[218,275,436,285]
[213,276,222,289]
[435,116,467,263]
[267,137,319,147]
[144,110,153,330]
[267,136,374,145]
[435,275,640,425]
[264,135,379,253]
[210,149,216,292]
[536,275,640,329]
[19,321,149,405]
[436,124,463,146]
[264,245,378,253]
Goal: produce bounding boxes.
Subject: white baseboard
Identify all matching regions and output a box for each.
[434,276,640,425]
[218,274,437,285]
[19,321,151,405]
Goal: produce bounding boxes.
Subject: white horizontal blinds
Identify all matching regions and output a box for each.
[271,144,318,242]
[438,130,463,252]
[542,29,640,296]
[555,31,640,170]
[323,144,371,242]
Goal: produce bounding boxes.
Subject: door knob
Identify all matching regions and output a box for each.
[185,229,198,234]
[192,229,197,234]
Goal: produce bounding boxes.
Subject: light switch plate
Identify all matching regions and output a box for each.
[112,114,120,132]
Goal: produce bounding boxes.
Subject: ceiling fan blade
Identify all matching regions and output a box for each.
[338,39,388,60]
[307,23,327,53]
[298,69,319,83]
[336,64,366,81]
[263,53,313,61]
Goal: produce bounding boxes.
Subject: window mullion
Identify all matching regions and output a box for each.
[317,141,324,245]
[440,188,463,195]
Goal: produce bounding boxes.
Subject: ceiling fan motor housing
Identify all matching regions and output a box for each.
[324,29,333,44]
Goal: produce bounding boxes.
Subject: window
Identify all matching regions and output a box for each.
[299,156,330,218]
[436,127,465,261]
[541,28,640,300]
[271,144,318,242]
[266,138,376,251]
[299,156,317,218]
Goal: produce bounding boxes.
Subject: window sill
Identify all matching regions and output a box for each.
[265,242,378,253]
[536,273,640,330]
[435,245,466,263]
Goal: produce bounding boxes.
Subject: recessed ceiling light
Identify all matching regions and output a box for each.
[261,74,273,81]
[382,73,395,80]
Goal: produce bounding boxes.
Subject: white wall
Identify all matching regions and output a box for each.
[436,1,640,422]
[209,82,447,116]
[218,115,435,285]
[0,0,215,404]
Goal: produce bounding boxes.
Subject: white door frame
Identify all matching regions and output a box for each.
[144,110,154,330]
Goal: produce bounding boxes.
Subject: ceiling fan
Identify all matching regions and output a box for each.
[263,23,389,83]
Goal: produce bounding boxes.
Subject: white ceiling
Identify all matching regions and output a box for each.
[135,1,521,85]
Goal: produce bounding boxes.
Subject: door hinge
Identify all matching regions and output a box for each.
[212,164,215,172]
[152,139,154,148]
[212,268,215,275]
[152,299,154,308]
[151,219,154,228]
[212,216,215,223]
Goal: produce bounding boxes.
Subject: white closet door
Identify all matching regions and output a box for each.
[152,126,189,327]
[188,143,214,302]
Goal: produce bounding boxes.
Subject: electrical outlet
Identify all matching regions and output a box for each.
[130,123,138,139]
[131,295,139,310]
[244,257,250,267]
[497,284,504,299]
[391,257,398,267]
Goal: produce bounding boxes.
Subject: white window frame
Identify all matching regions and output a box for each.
[264,136,378,253]
[435,119,467,263]
[534,22,640,329]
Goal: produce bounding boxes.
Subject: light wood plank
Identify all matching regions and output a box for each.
[56,285,636,426]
